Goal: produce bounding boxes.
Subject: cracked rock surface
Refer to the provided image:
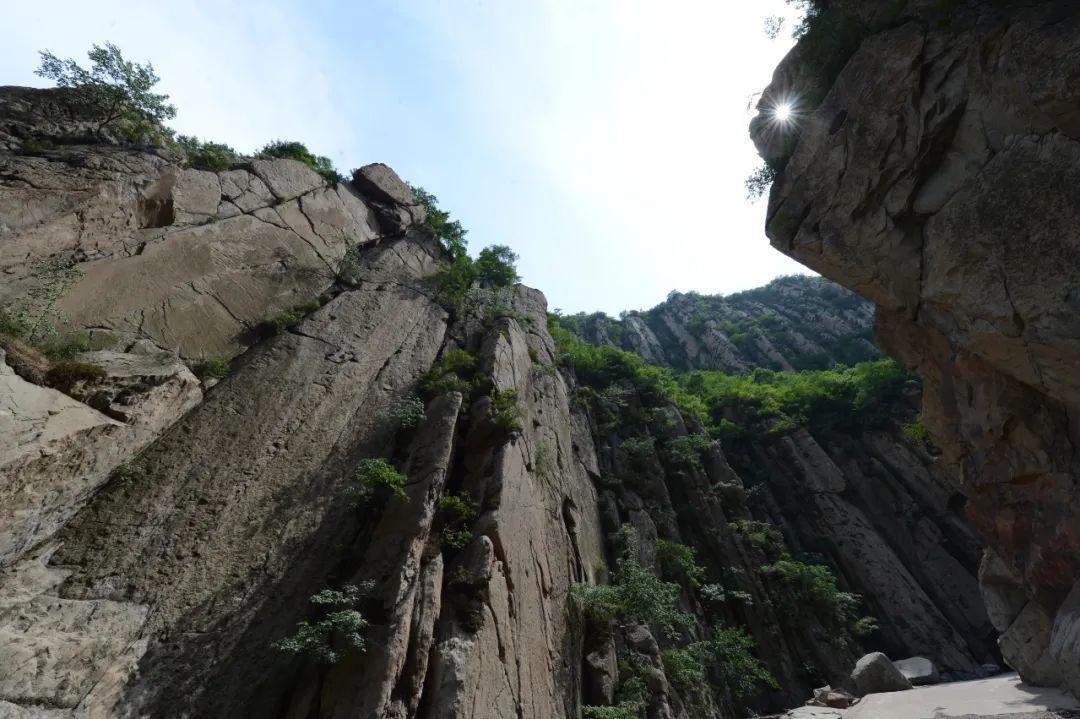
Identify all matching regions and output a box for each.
[752,0,1080,696]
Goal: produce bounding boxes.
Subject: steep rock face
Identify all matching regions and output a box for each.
[0,86,417,360]
[752,0,1080,693]
[566,276,877,373]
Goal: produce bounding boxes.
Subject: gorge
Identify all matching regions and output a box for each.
[0,0,1078,717]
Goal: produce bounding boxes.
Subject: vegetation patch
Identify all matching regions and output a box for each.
[391,395,426,429]
[656,539,706,589]
[272,582,373,664]
[410,187,520,315]
[491,388,523,434]
[36,42,176,142]
[439,491,480,550]
[352,458,408,504]
[254,299,322,337]
[44,360,106,393]
[172,134,237,171]
[257,140,343,185]
[420,348,478,399]
[192,357,230,381]
[571,525,692,639]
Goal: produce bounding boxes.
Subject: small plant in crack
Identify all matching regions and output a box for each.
[439,491,479,550]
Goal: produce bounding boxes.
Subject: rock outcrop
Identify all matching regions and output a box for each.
[0,80,1000,719]
[752,0,1080,695]
[564,275,878,373]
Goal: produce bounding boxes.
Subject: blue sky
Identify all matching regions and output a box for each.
[1,0,810,314]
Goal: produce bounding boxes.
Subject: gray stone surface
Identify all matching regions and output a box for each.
[850,653,913,696]
[752,1,1080,695]
[895,657,940,686]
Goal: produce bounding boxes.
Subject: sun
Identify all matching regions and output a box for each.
[774,103,793,122]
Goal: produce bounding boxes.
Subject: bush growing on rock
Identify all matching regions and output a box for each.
[439,491,479,550]
[571,525,693,639]
[391,395,426,429]
[257,140,343,185]
[410,186,521,313]
[706,625,778,699]
[271,582,373,664]
[352,458,408,503]
[192,357,231,381]
[172,135,237,171]
[491,388,524,434]
[419,348,478,398]
[656,539,706,589]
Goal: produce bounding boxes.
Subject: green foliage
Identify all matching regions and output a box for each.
[36,42,176,142]
[491,388,523,433]
[712,481,747,517]
[353,458,408,503]
[619,436,655,466]
[256,300,322,337]
[902,416,932,447]
[420,348,477,398]
[171,134,237,171]
[582,705,643,719]
[656,540,706,589]
[661,644,708,693]
[678,359,914,440]
[45,360,105,392]
[257,140,343,185]
[533,441,553,476]
[731,520,785,556]
[427,245,521,315]
[272,582,373,664]
[700,583,754,608]
[663,433,712,470]
[408,187,519,314]
[475,245,521,286]
[2,258,85,355]
[193,357,230,381]
[760,555,876,634]
[571,526,693,639]
[410,185,468,260]
[706,625,779,699]
[392,395,426,429]
[439,491,479,550]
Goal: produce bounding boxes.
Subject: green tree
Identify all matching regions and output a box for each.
[35,42,176,141]
[475,245,520,286]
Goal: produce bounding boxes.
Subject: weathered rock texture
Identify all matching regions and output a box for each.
[752,0,1080,695]
[0,82,998,719]
[564,275,877,373]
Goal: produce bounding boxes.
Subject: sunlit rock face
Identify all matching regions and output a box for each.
[751,0,1080,696]
[0,82,996,718]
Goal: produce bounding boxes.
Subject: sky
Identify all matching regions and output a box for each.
[1,0,811,315]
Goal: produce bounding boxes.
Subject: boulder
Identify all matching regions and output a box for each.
[810,685,858,708]
[893,656,940,686]
[1000,602,1062,687]
[850,653,913,696]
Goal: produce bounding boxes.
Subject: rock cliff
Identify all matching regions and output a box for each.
[562,276,877,373]
[0,83,996,718]
[751,0,1080,697]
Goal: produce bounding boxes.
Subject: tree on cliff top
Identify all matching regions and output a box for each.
[35,42,176,142]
